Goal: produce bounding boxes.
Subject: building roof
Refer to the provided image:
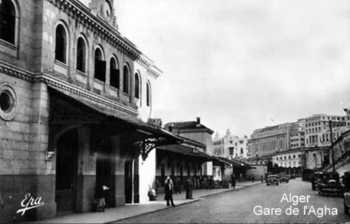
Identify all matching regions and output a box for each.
[213,156,251,167]
[272,148,304,156]
[164,120,214,134]
[49,86,182,144]
[157,142,211,161]
[332,129,350,146]
[180,136,206,149]
[49,0,162,77]
[303,146,330,152]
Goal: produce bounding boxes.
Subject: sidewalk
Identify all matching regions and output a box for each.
[25,181,260,224]
[156,180,260,202]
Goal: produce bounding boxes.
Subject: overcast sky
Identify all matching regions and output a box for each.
[83,0,350,137]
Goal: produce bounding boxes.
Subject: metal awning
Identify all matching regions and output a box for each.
[48,86,182,159]
[158,143,212,160]
[212,156,251,168]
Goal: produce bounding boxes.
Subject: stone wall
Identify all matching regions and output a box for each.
[0,72,53,222]
[0,0,43,72]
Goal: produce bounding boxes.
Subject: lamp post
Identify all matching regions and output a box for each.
[328,120,336,172]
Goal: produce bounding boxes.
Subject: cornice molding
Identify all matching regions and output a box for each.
[46,0,161,74]
[0,62,138,117]
[39,73,138,116]
[0,61,33,81]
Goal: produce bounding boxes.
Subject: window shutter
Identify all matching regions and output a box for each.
[97,60,106,82]
[110,68,120,88]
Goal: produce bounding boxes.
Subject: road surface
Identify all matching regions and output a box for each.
[115,178,350,223]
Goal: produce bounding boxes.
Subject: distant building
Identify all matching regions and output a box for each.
[290,119,306,149]
[323,129,350,175]
[213,129,249,159]
[305,113,350,148]
[272,149,303,168]
[304,146,330,170]
[248,123,295,158]
[248,110,350,170]
[164,117,215,176]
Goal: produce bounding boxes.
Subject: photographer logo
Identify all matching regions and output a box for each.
[16,193,44,216]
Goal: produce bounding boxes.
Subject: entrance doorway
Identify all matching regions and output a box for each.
[96,141,115,207]
[55,129,78,213]
[124,159,139,203]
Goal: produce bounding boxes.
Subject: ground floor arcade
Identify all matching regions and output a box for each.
[0,85,179,223]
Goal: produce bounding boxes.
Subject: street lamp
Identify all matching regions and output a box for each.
[328,120,336,173]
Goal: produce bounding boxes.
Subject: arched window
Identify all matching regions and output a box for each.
[110,57,119,88]
[0,0,16,44]
[146,81,151,106]
[134,73,140,99]
[123,65,129,94]
[76,37,86,72]
[94,48,106,82]
[55,24,67,63]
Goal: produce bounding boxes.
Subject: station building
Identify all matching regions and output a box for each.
[0,0,179,222]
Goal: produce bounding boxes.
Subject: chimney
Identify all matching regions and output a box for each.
[196,117,201,124]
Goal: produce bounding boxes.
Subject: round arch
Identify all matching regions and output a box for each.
[76,34,89,72]
[122,63,131,94]
[109,55,120,88]
[54,20,70,64]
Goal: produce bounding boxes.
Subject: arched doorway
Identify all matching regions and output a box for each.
[55,129,78,213]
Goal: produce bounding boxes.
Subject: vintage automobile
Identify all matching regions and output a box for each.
[266,175,279,186]
[343,172,350,215]
[318,172,343,197]
[279,175,290,183]
[311,171,324,191]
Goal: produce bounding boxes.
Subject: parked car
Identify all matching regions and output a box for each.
[343,172,350,215]
[318,172,343,197]
[311,171,324,191]
[266,175,279,186]
[279,175,290,183]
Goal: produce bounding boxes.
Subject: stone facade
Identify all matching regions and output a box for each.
[272,149,303,168]
[0,0,164,222]
[155,139,210,193]
[305,113,350,148]
[323,130,350,175]
[290,119,305,149]
[248,123,295,158]
[213,130,249,159]
[304,147,330,170]
[164,117,215,176]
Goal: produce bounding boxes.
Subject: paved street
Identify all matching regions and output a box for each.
[115,178,350,223]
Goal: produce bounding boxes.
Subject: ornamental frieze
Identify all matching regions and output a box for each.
[46,0,156,68]
[0,63,138,118]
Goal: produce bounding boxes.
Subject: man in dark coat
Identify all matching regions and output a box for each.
[231,174,236,188]
[185,177,193,199]
[164,176,175,207]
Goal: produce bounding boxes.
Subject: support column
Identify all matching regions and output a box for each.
[76,127,96,212]
[111,135,125,206]
[30,83,56,220]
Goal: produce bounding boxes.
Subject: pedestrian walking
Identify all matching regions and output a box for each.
[231,174,236,188]
[164,176,175,207]
[0,192,4,209]
[95,184,110,212]
[185,177,193,199]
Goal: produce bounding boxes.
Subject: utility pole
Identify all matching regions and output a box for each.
[328,120,336,172]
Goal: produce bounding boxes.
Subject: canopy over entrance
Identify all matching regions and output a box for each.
[48,86,182,160]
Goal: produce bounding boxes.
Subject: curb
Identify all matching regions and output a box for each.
[105,198,200,224]
[107,182,261,223]
[201,182,261,199]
